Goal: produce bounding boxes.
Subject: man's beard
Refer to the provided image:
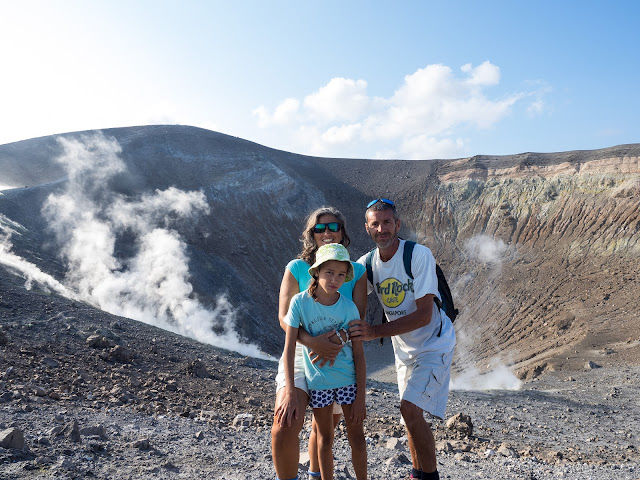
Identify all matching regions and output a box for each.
[373,232,397,249]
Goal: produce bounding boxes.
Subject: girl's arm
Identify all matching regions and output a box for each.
[278,269,342,365]
[349,338,367,425]
[275,324,300,427]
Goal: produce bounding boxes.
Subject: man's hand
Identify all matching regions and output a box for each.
[348,319,377,342]
[307,330,343,367]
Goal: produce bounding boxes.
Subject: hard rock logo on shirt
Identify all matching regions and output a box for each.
[376,277,414,308]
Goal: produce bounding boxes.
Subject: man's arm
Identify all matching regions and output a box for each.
[348,294,434,342]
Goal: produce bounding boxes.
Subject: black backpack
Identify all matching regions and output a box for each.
[365,240,458,337]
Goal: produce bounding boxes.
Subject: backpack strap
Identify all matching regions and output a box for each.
[365,247,386,344]
[365,248,376,285]
[404,240,445,337]
[402,240,415,279]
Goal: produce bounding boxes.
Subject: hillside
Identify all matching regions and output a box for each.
[1,126,639,379]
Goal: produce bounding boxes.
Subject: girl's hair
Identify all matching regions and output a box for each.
[308,274,320,300]
[298,206,351,265]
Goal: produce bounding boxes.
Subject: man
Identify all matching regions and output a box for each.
[349,198,455,480]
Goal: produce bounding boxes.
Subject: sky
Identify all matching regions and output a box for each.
[1,0,639,160]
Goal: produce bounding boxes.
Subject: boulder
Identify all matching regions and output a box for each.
[385,437,406,450]
[41,357,60,368]
[79,424,107,439]
[187,360,210,378]
[85,334,112,349]
[0,427,25,449]
[52,421,81,443]
[385,453,411,466]
[108,345,133,363]
[497,443,519,457]
[446,412,473,437]
[131,438,151,450]
[232,413,254,428]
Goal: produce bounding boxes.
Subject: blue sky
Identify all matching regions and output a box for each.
[1,0,638,160]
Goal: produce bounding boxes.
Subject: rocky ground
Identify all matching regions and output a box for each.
[1,274,640,480]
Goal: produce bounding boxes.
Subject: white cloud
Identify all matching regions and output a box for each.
[254,61,531,159]
[321,123,362,146]
[527,99,545,116]
[303,78,370,123]
[461,60,501,86]
[394,64,456,105]
[252,97,300,127]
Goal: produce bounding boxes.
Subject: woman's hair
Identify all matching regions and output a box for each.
[298,206,351,265]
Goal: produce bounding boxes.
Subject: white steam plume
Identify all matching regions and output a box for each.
[450,234,522,390]
[41,133,268,359]
[0,221,77,298]
[463,234,510,265]
[450,363,522,391]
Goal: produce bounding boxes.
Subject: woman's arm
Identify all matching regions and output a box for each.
[275,324,300,426]
[278,268,342,365]
[278,269,300,331]
[350,338,367,425]
[352,270,368,320]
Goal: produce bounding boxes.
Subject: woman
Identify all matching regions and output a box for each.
[271,206,367,480]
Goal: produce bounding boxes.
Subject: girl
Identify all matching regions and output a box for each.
[279,243,367,480]
[271,207,367,480]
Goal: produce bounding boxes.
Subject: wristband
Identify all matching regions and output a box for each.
[339,328,351,345]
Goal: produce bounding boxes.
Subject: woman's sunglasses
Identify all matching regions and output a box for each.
[313,222,342,234]
[366,198,395,209]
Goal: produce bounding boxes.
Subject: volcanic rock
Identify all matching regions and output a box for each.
[0,427,25,449]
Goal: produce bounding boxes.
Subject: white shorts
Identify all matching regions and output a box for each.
[396,349,453,420]
[276,343,309,395]
[276,344,343,414]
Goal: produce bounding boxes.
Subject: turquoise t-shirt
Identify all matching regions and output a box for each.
[284,291,361,390]
[286,259,366,299]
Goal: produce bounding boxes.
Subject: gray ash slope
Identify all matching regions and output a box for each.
[1,125,639,373]
[0,269,639,479]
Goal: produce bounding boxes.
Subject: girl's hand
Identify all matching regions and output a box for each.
[308,330,343,367]
[349,395,366,425]
[275,389,299,427]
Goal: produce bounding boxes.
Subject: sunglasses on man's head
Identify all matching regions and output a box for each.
[313,222,342,233]
[366,198,395,209]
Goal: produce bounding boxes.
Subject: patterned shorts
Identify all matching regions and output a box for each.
[310,384,357,409]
